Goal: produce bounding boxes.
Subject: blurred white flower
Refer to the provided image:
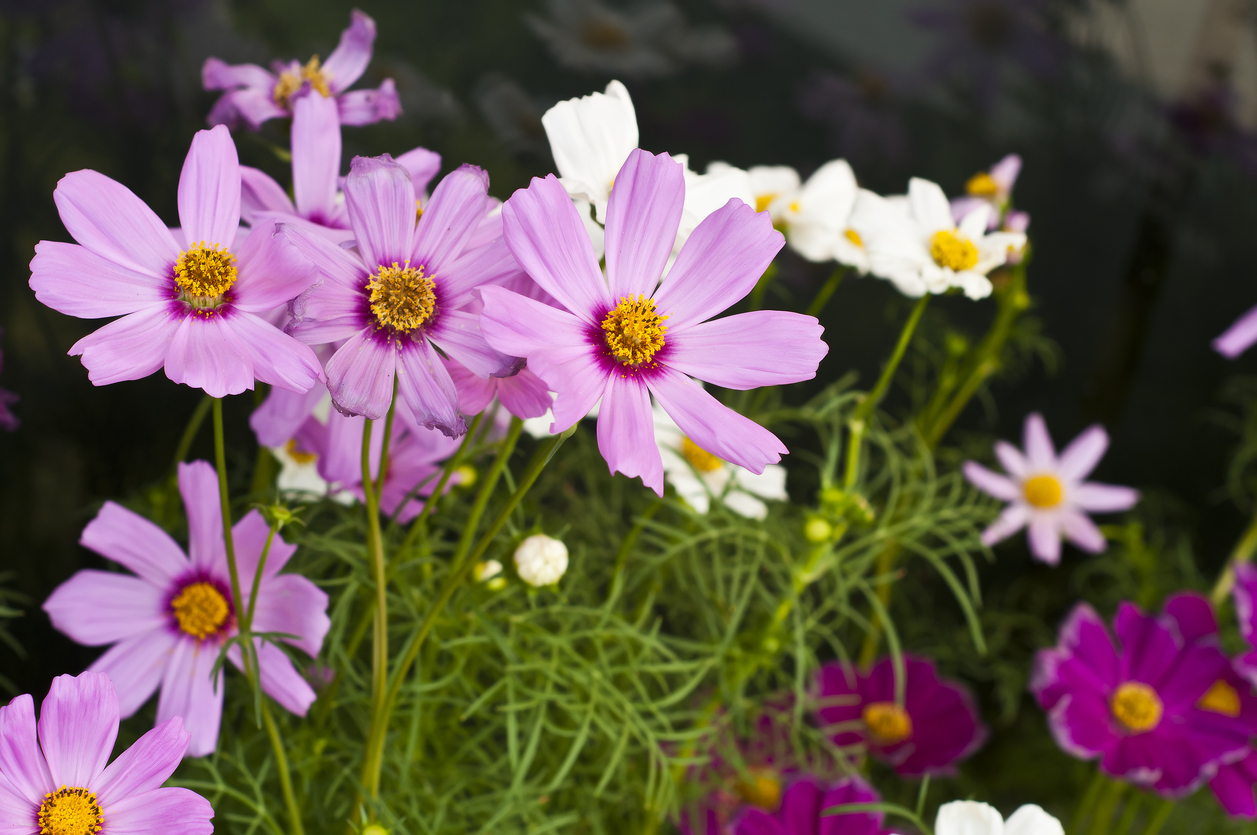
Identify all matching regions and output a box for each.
[935,801,1063,835]
[514,534,569,587]
[475,560,504,582]
[672,157,755,262]
[474,74,548,157]
[542,79,638,223]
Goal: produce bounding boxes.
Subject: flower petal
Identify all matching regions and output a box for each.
[43,571,165,646]
[1059,509,1107,553]
[1004,804,1063,835]
[250,573,330,660]
[1027,513,1062,564]
[436,238,527,312]
[396,146,442,197]
[1056,425,1109,482]
[68,306,181,387]
[501,173,611,323]
[1072,482,1139,513]
[397,338,465,437]
[994,440,1028,479]
[1114,602,1178,686]
[428,309,515,378]
[443,357,496,415]
[291,94,342,223]
[208,89,287,131]
[38,672,119,789]
[541,79,638,216]
[30,241,171,318]
[231,311,322,394]
[411,164,490,273]
[934,801,1005,835]
[178,126,241,248]
[336,79,402,125]
[80,502,188,586]
[1215,305,1257,359]
[232,509,299,581]
[251,382,328,448]
[240,166,294,224]
[156,640,223,758]
[1162,592,1218,643]
[179,460,226,574]
[164,312,256,398]
[345,155,415,268]
[963,461,1020,501]
[99,786,214,835]
[603,149,684,300]
[664,310,827,389]
[94,718,188,806]
[980,503,1030,546]
[1022,413,1056,470]
[0,694,52,805]
[597,373,663,495]
[325,330,400,419]
[321,10,376,92]
[88,630,178,719]
[53,170,181,278]
[229,641,316,716]
[202,58,272,91]
[907,178,954,233]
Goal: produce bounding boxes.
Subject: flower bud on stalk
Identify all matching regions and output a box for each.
[514,534,568,587]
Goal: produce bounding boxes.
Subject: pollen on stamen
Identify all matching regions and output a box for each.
[929,229,979,272]
[38,785,103,835]
[171,581,231,641]
[368,261,437,335]
[601,294,668,367]
[174,242,237,309]
[301,55,332,97]
[966,171,1000,198]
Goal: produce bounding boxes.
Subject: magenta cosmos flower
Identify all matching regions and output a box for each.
[29,125,323,398]
[479,148,828,495]
[813,656,987,777]
[43,461,330,757]
[0,672,213,834]
[284,155,523,435]
[203,9,401,131]
[1030,601,1250,796]
[729,775,887,835]
[1199,568,1257,817]
[963,413,1139,564]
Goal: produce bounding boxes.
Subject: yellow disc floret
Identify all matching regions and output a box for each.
[38,786,102,835]
[755,193,777,214]
[734,767,782,811]
[285,438,318,465]
[272,70,303,107]
[929,230,979,272]
[174,242,237,308]
[966,171,1000,197]
[272,55,332,107]
[1111,682,1163,733]
[301,55,332,97]
[602,295,668,367]
[862,701,913,744]
[1199,679,1242,717]
[368,262,437,334]
[844,228,863,248]
[681,437,723,473]
[171,581,230,641]
[1023,474,1064,508]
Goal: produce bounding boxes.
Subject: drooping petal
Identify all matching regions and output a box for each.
[1027,513,1062,564]
[231,311,323,394]
[1022,413,1056,471]
[0,694,52,804]
[30,241,171,318]
[1215,305,1257,359]
[1072,483,1139,513]
[596,373,663,495]
[501,173,611,323]
[652,198,783,328]
[228,641,317,716]
[290,94,342,223]
[177,126,241,249]
[1059,509,1107,553]
[603,149,684,300]
[38,672,119,789]
[68,306,181,387]
[497,367,555,420]
[156,640,223,758]
[164,313,256,398]
[344,155,415,268]
[239,166,295,223]
[396,338,465,437]
[94,718,188,806]
[79,501,188,587]
[43,571,165,645]
[664,311,827,389]
[99,786,214,835]
[53,170,181,278]
[250,573,330,660]
[411,164,490,273]
[980,503,1030,546]
[1056,425,1109,482]
[396,146,442,197]
[443,358,497,415]
[324,331,397,420]
[336,80,402,125]
[179,460,226,573]
[428,309,516,378]
[88,629,178,719]
[963,461,1020,501]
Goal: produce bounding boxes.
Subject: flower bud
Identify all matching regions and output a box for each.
[804,517,833,543]
[362,825,389,835]
[475,560,503,582]
[514,534,568,587]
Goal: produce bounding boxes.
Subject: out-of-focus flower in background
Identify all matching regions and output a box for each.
[935,800,1063,835]
[474,75,551,158]
[798,68,909,165]
[0,328,18,432]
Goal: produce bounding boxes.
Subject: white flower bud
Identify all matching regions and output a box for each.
[474,560,503,582]
[514,534,568,587]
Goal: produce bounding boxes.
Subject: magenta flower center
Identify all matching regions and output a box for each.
[601,295,667,366]
[1198,679,1241,717]
[171,581,231,640]
[174,242,237,309]
[1110,682,1162,733]
[862,701,913,744]
[929,230,978,272]
[1022,474,1063,508]
[368,262,437,334]
[38,785,102,835]
[681,437,723,473]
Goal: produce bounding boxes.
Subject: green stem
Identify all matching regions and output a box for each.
[1211,506,1257,604]
[1069,770,1107,835]
[748,263,778,311]
[856,541,901,667]
[172,395,213,468]
[843,295,929,489]
[376,384,398,497]
[242,522,278,632]
[360,417,389,762]
[1138,799,1174,835]
[1087,778,1127,835]
[1113,791,1145,835]
[394,412,485,567]
[806,266,846,318]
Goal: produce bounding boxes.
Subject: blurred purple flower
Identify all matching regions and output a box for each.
[729,774,888,835]
[798,69,908,164]
[0,329,18,432]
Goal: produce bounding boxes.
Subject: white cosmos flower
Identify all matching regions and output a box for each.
[671,157,755,261]
[542,79,638,223]
[751,159,867,270]
[935,801,1063,835]
[269,393,336,501]
[850,177,1026,300]
[652,403,786,519]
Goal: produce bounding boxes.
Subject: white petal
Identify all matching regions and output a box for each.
[907,177,955,234]
[935,800,1006,835]
[1004,805,1063,835]
[542,80,639,218]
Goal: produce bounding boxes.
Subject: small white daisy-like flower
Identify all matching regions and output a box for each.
[653,404,786,519]
[541,79,638,223]
[963,413,1139,565]
[671,157,755,261]
[514,534,569,587]
[850,177,1025,300]
[935,801,1062,835]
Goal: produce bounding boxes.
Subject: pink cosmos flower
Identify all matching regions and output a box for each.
[478,148,829,495]
[284,155,524,436]
[43,461,330,757]
[963,413,1139,564]
[29,125,324,398]
[203,9,401,131]
[1215,305,1257,359]
[0,672,214,834]
[444,357,552,421]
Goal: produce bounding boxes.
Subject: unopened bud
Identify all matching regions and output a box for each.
[804,517,833,543]
[454,464,477,488]
[362,825,389,835]
[474,560,503,582]
[514,534,568,587]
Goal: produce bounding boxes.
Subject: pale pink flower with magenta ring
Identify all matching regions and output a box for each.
[479,148,829,495]
[0,671,213,834]
[29,125,324,398]
[963,413,1139,564]
[43,461,330,757]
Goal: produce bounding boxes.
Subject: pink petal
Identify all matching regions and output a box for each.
[1056,425,1109,481]
[232,311,322,393]
[88,630,178,718]
[994,440,1028,478]
[240,166,295,224]
[501,173,610,323]
[1022,413,1056,470]
[444,357,497,414]
[250,573,330,660]
[38,672,119,788]
[291,94,341,222]
[321,9,375,93]
[336,79,402,126]
[344,155,415,268]
[1072,482,1139,513]
[201,58,273,92]
[596,374,663,495]
[283,224,366,291]
[397,338,464,437]
[250,382,327,448]
[207,89,288,131]
[981,503,1030,546]
[53,170,180,278]
[179,461,226,574]
[177,126,241,248]
[649,366,787,475]
[603,149,684,300]
[396,146,442,196]
[80,501,188,587]
[963,461,1020,501]
[325,329,397,419]
[497,367,553,419]
[428,309,515,378]
[652,198,783,328]
[0,693,52,804]
[664,311,827,389]
[411,164,489,273]
[30,241,171,318]
[99,786,213,835]
[43,570,165,645]
[1027,513,1062,564]
[93,718,188,806]
[1060,509,1107,553]
[229,641,316,716]
[232,508,298,581]
[163,312,256,398]
[68,306,180,387]
[1215,305,1257,358]
[156,640,223,758]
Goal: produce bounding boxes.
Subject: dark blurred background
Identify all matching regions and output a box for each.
[4,0,1257,723]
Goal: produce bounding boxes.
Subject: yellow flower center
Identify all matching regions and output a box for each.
[285,438,318,465]
[1022,474,1063,508]
[755,193,777,214]
[368,262,437,334]
[1111,682,1163,733]
[966,171,1000,197]
[862,701,913,744]
[788,200,801,214]
[1199,679,1242,717]
[580,19,631,49]
[844,228,863,248]
[174,242,237,308]
[680,437,723,473]
[171,581,230,641]
[601,295,668,367]
[415,200,425,222]
[929,230,979,272]
[272,70,303,107]
[38,786,102,835]
[273,56,331,107]
[301,55,332,97]
[734,767,781,811]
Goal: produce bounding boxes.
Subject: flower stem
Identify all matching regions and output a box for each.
[806,266,846,318]
[1211,506,1257,604]
[1137,799,1174,835]
[1087,778,1127,835]
[1069,770,1107,834]
[843,295,929,489]
[394,411,485,566]
[360,416,389,749]
[172,395,213,469]
[1113,791,1146,835]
